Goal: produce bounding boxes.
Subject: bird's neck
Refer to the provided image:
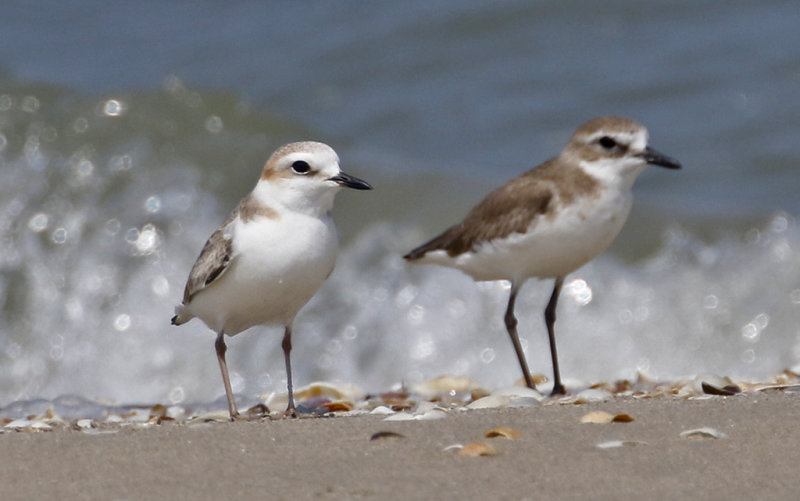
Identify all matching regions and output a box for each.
[251,179,335,218]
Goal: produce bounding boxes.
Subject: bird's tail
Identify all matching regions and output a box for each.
[171,304,193,326]
[404,232,451,261]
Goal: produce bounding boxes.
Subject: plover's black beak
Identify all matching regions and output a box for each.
[638,147,682,170]
[328,172,373,190]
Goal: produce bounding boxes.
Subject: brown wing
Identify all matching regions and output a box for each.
[181,216,236,305]
[404,172,554,260]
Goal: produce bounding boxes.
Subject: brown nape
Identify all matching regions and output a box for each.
[570,116,641,141]
[237,193,280,222]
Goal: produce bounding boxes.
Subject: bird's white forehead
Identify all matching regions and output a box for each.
[272,141,338,165]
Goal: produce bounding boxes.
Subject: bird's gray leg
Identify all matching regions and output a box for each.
[504,282,536,390]
[215,331,240,419]
[282,325,298,418]
[545,277,566,395]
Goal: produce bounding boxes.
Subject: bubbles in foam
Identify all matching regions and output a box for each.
[27,213,49,232]
[102,99,127,117]
[113,314,131,332]
[51,227,68,244]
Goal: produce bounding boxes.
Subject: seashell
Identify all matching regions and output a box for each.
[4,419,52,432]
[680,427,726,439]
[485,426,519,439]
[76,418,97,429]
[44,414,70,427]
[5,419,33,429]
[369,391,414,411]
[700,382,741,396]
[150,404,168,418]
[457,442,496,457]
[382,407,447,422]
[466,395,511,410]
[580,411,615,424]
[596,440,647,449]
[369,431,405,441]
[678,374,739,398]
[265,381,365,410]
[369,406,395,415]
[30,421,52,431]
[611,413,634,423]
[323,401,353,413]
[470,387,491,401]
[515,373,550,388]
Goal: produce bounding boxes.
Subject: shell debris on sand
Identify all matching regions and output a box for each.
[383,401,448,422]
[264,381,365,415]
[369,431,406,441]
[580,411,635,424]
[596,440,648,450]
[456,442,497,457]
[484,426,520,439]
[680,427,727,440]
[2,370,800,429]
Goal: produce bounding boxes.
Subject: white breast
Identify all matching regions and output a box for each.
[187,211,339,335]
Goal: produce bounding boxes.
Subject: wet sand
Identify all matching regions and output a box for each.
[1,390,798,500]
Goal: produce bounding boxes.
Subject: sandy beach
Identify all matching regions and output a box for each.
[2,389,798,500]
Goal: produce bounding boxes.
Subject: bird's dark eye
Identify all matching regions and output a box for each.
[291,160,310,174]
[599,136,617,149]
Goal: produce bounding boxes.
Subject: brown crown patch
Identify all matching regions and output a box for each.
[260,142,331,181]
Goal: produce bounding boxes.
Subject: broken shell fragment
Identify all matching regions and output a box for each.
[680,427,726,439]
[458,442,497,457]
[701,382,741,396]
[485,426,520,440]
[442,444,463,453]
[580,411,614,423]
[612,413,634,423]
[150,404,167,418]
[580,411,634,423]
[596,440,647,449]
[244,403,269,417]
[369,431,405,441]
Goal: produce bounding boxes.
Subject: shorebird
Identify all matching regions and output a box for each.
[404,116,680,395]
[172,141,372,419]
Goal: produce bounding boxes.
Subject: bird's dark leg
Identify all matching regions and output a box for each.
[545,277,566,395]
[215,331,240,419]
[504,282,536,390]
[282,325,298,418]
